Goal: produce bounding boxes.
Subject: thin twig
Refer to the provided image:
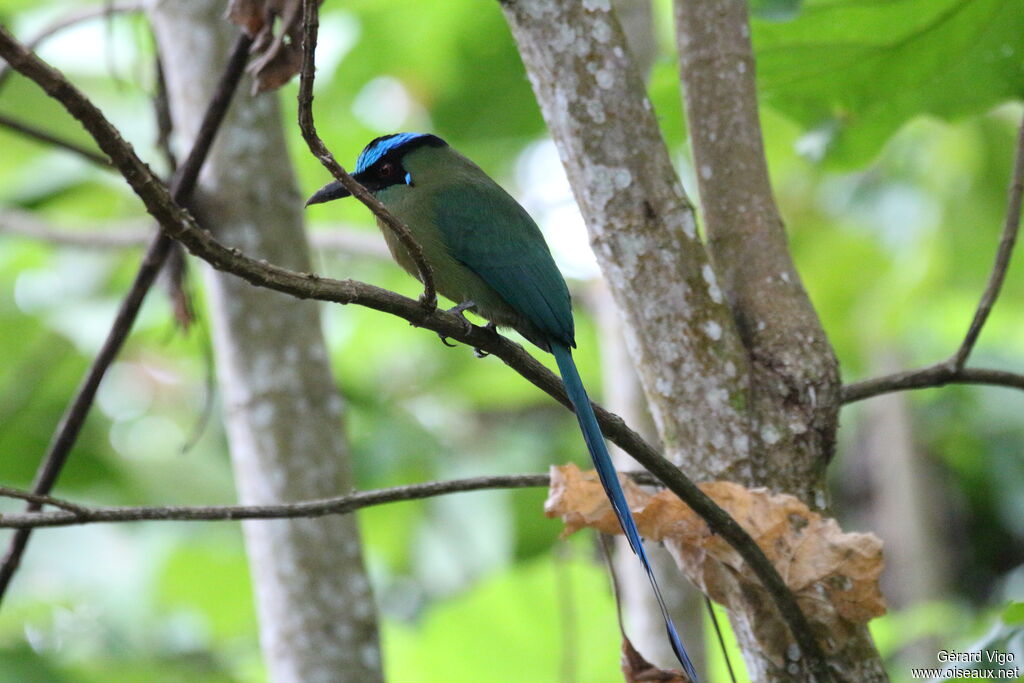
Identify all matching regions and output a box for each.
[0,112,111,167]
[0,486,87,514]
[152,50,177,174]
[0,28,253,607]
[0,475,550,529]
[706,596,738,683]
[951,111,1024,369]
[0,22,825,667]
[296,0,437,308]
[842,364,1024,404]
[845,112,1024,404]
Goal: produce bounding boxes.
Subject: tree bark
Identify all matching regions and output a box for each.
[604,0,707,668]
[502,0,886,679]
[674,0,839,504]
[148,3,383,681]
[674,3,883,680]
[596,282,707,672]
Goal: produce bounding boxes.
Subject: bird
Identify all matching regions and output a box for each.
[307,132,699,680]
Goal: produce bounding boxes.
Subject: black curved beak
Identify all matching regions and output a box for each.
[305,179,351,207]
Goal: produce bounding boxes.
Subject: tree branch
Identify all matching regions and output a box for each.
[0,3,143,169]
[843,111,1024,405]
[675,0,840,506]
[0,111,111,167]
[11,214,1019,408]
[0,18,823,676]
[0,486,88,514]
[0,28,253,607]
[842,365,1024,404]
[296,0,436,308]
[0,475,552,529]
[0,472,682,528]
[951,111,1024,369]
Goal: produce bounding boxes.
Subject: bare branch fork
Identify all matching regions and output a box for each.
[0,27,253,606]
[296,0,437,309]
[844,111,1024,404]
[0,17,821,668]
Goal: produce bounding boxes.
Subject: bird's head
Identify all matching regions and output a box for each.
[305,132,447,207]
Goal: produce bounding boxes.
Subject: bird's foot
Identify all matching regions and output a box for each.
[472,322,497,358]
[438,300,477,348]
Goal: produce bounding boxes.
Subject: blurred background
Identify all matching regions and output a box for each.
[0,0,1022,680]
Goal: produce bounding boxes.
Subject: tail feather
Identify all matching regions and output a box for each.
[551,342,700,682]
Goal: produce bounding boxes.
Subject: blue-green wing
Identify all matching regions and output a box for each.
[435,182,575,347]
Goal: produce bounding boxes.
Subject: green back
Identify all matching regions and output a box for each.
[434,180,575,348]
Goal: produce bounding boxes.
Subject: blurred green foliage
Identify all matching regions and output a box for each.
[0,0,1022,680]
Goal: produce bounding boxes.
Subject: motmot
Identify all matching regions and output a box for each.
[307,133,699,680]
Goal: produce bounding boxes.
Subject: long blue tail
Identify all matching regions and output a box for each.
[551,342,699,681]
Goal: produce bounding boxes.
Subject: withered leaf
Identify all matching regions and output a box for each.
[544,463,647,536]
[226,0,321,93]
[545,465,886,656]
[621,634,693,682]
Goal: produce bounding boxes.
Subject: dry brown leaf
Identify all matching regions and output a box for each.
[545,465,886,658]
[226,0,320,93]
[544,463,648,536]
[621,634,692,682]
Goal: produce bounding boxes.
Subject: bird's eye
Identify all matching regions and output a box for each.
[379,163,395,178]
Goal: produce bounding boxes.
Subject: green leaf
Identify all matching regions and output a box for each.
[754,0,1024,166]
[157,532,257,641]
[1004,602,1024,626]
[384,552,620,681]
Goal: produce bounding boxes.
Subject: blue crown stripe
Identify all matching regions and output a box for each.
[355,132,429,173]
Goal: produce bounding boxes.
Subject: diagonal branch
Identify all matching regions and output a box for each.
[0,3,143,168]
[0,28,253,607]
[296,0,436,308]
[0,111,111,167]
[950,111,1024,369]
[0,17,823,674]
[0,486,88,514]
[844,111,1024,404]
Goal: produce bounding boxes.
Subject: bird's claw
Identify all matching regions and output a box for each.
[450,301,476,334]
[437,300,477,349]
[472,323,497,358]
